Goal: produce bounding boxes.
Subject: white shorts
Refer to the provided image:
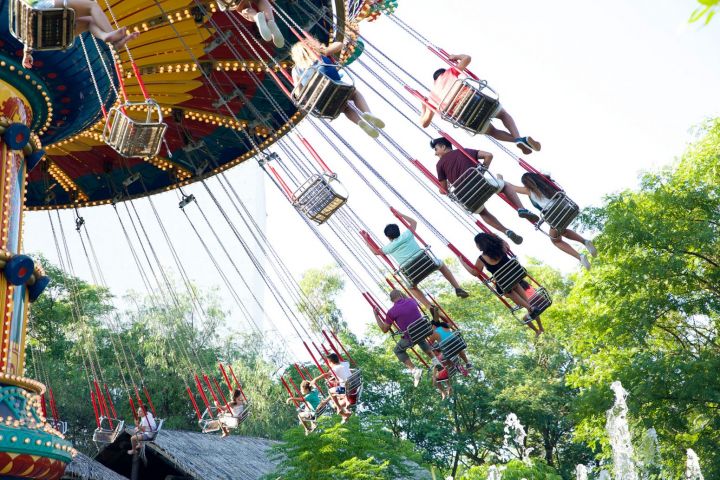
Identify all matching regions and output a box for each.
[472,173,504,213]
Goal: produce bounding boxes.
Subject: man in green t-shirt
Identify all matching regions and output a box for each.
[366,210,469,308]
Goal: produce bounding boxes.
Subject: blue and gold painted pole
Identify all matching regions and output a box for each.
[0,82,73,480]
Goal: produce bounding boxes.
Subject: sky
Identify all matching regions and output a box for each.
[23,0,720,358]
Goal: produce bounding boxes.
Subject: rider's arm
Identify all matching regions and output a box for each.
[448,53,472,72]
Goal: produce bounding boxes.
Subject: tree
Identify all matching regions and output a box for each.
[557,119,720,477]
[266,416,425,479]
[460,459,563,480]
[298,265,346,332]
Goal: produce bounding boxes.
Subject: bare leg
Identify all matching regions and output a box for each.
[256,0,275,22]
[61,0,115,33]
[239,7,259,21]
[494,108,521,138]
[458,351,469,364]
[551,236,581,261]
[438,264,461,289]
[506,285,532,312]
[342,103,362,125]
[485,124,515,143]
[350,90,370,113]
[402,358,416,369]
[500,184,526,210]
[409,287,432,308]
[479,209,510,233]
[562,228,586,243]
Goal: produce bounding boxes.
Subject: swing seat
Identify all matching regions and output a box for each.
[103,101,167,158]
[491,258,527,295]
[439,78,501,136]
[438,332,467,361]
[345,369,363,406]
[293,174,348,224]
[540,192,579,233]
[449,166,503,214]
[292,63,356,120]
[527,287,552,315]
[92,416,125,445]
[138,418,163,442]
[9,0,76,51]
[396,247,441,287]
[49,418,68,435]
[199,406,249,434]
[405,316,433,345]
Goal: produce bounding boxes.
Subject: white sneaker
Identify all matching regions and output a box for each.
[584,240,597,257]
[412,368,423,387]
[358,120,379,138]
[361,112,385,129]
[268,20,284,48]
[255,12,272,42]
[579,254,591,271]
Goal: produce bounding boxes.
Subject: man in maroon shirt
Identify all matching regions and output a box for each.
[432,137,538,245]
[374,290,439,387]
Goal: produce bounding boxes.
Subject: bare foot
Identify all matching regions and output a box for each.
[22,52,33,69]
[113,31,140,50]
[105,27,126,44]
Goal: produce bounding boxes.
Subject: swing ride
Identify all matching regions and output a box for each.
[0,0,596,475]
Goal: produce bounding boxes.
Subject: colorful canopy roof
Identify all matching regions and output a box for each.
[0,0,346,209]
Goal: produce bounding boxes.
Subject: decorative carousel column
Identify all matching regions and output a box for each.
[0,82,73,480]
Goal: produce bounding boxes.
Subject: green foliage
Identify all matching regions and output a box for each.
[27,259,295,453]
[690,0,718,24]
[267,416,422,479]
[460,459,563,480]
[558,119,720,477]
[298,265,346,332]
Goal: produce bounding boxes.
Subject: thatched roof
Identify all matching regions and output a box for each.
[149,429,279,480]
[63,452,129,480]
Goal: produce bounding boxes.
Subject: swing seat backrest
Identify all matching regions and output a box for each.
[527,287,552,315]
[292,64,356,120]
[438,332,467,360]
[103,101,167,158]
[449,166,503,214]
[396,248,440,287]
[92,417,125,445]
[406,316,434,346]
[439,78,501,136]
[293,174,348,224]
[141,418,163,442]
[540,192,579,233]
[9,0,76,51]
[492,258,527,294]
[199,407,222,434]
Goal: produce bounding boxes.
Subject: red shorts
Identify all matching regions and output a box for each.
[436,369,449,381]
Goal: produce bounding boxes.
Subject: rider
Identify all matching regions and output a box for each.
[374,289,441,387]
[127,407,157,455]
[506,172,597,270]
[419,53,540,155]
[231,0,284,48]
[432,136,538,245]
[365,210,469,307]
[291,37,384,138]
[464,232,545,336]
[22,0,139,68]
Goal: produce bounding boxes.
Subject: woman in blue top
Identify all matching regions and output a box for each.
[290,37,385,138]
[428,319,471,369]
